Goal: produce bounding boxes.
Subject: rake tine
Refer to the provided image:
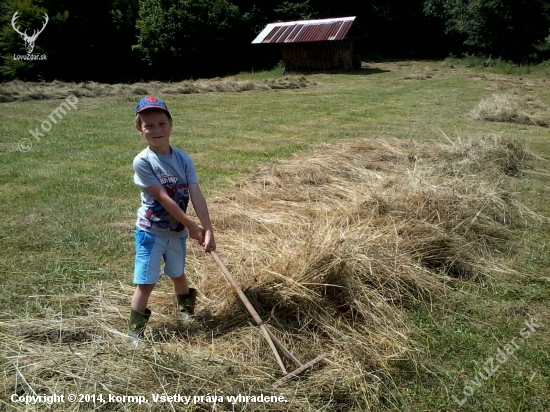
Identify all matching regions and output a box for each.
[272,354,326,388]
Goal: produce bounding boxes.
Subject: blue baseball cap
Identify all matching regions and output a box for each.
[136,95,171,116]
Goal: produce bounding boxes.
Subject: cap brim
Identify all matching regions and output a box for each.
[136,106,170,114]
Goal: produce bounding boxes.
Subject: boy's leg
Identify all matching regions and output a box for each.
[129,229,166,338]
[171,273,189,295]
[172,274,197,320]
[132,284,156,312]
[129,285,155,340]
[164,236,197,320]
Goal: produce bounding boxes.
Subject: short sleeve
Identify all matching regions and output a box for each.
[180,151,199,185]
[133,157,159,189]
[185,156,199,185]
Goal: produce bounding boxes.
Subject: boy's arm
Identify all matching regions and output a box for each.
[145,183,204,243]
[188,183,216,252]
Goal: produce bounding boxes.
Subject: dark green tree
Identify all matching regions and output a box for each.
[305,0,448,58]
[0,0,56,80]
[32,0,145,81]
[1,0,146,82]
[424,0,550,61]
[273,1,315,21]
[134,0,241,78]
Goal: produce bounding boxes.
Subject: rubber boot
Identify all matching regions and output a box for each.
[176,288,197,323]
[128,308,151,344]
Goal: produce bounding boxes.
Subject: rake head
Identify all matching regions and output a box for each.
[272,354,326,388]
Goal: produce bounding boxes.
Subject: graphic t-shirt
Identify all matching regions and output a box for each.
[133,147,198,238]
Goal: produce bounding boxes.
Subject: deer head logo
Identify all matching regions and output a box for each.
[11,11,49,54]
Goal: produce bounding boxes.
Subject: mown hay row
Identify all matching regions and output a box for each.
[0,76,314,103]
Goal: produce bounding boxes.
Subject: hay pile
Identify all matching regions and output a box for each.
[403,71,433,80]
[0,76,313,103]
[470,93,550,127]
[0,136,535,411]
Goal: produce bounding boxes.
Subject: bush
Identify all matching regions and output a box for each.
[134,0,241,79]
[424,0,550,62]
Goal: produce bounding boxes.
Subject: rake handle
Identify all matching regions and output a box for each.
[210,250,287,374]
[210,250,266,326]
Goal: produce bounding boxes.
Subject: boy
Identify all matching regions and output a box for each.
[128,95,215,340]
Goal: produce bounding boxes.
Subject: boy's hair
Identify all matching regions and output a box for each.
[135,109,172,128]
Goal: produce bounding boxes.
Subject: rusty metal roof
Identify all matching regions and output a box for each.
[252,17,356,44]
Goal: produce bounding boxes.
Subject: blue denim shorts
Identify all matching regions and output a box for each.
[133,228,187,285]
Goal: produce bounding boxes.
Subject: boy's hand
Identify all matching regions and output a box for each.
[202,229,216,253]
[187,222,204,245]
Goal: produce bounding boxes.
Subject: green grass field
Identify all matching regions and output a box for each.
[0,60,548,411]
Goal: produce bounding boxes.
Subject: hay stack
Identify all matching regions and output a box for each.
[470,93,550,127]
[0,135,536,411]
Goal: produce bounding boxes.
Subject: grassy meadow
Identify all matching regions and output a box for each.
[0,60,549,411]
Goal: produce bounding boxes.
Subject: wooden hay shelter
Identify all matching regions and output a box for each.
[252,17,360,72]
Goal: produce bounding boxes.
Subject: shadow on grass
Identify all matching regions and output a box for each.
[153,286,322,342]
[345,67,390,76]
[285,67,389,76]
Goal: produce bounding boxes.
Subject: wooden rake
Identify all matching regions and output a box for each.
[210,250,326,388]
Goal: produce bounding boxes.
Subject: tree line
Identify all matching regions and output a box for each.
[1,0,549,82]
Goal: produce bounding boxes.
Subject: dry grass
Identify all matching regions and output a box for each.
[0,135,537,411]
[470,93,550,127]
[0,76,314,103]
[403,71,433,80]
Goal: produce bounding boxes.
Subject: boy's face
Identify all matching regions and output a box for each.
[136,109,172,150]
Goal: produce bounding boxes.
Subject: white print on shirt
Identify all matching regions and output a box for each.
[158,172,178,186]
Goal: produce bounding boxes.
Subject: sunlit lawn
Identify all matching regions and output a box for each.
[0,60,549,411]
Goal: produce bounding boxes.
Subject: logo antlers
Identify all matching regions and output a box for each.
[11,11,49,54]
